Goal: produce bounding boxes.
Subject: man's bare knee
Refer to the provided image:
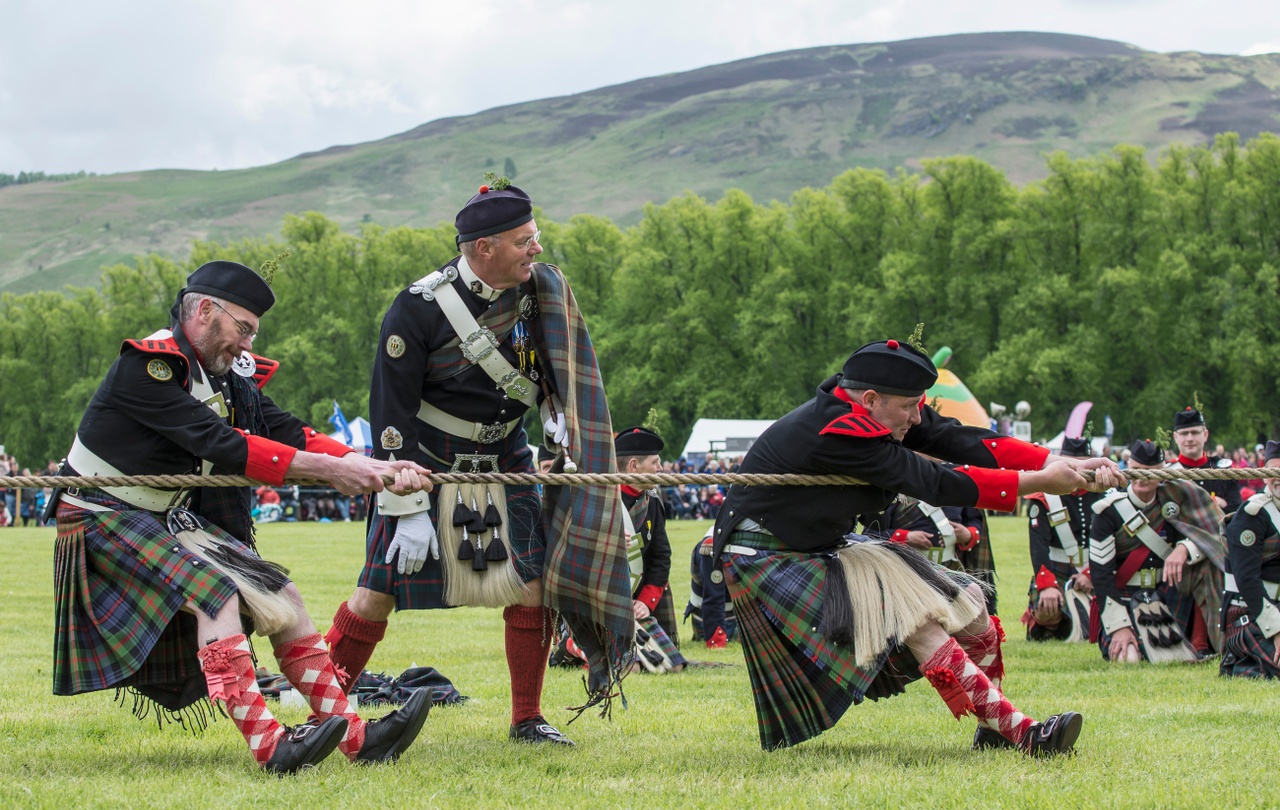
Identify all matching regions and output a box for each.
[349,587,395,621]
[517,580,542,606]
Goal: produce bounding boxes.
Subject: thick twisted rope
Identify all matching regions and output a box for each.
[2,467,1278,490]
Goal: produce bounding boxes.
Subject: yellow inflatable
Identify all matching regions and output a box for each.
[927,347,990,428]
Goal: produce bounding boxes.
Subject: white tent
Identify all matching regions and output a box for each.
[329,416,374,453]
[679,418,775,460]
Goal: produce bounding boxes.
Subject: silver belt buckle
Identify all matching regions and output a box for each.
[450,454,498,473]
[476,421,508,444]
[460,327,500,363]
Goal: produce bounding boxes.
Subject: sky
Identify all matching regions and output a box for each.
[1,0,1277,176]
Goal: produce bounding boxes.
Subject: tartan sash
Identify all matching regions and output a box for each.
[530,263,633,694]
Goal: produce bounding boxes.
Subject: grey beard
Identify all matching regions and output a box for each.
[191,327,233,376]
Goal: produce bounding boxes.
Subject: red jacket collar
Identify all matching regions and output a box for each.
[1177,454,1208,468]
[620,485,643,498]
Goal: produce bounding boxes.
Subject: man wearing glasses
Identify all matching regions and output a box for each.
[50,260,434,773]
[326,180,629,746]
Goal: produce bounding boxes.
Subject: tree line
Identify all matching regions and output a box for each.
[2,133,1279,466]
[0,170,93,189]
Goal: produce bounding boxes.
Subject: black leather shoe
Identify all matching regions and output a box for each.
[355,687,431,764]
[262,716,348,775]
[1020,712,1082,757]
[509,716,574,746]
[972,725,1016,751]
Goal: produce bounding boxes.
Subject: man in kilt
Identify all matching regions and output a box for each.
[1219,441,1280,678]
[1090,439,1227,663]
[686,525,737,647]
[857,496,995,613]
[52,261,433,773]
[325,180,631,746]
[712,339,1123,755]
[1022,436,1101,642]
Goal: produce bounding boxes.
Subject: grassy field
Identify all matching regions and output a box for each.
[0,515,1271,808]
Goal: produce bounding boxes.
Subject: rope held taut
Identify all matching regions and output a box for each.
[1,467,1279,490]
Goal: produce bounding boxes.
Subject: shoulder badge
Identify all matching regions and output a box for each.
[710,569,724,584]
[408,266,459,302]
[1029,504,1040,519]
[1162,502,1180,520]
[1240,529,1258,547]
[381,426,404,450]
[1218,458,1234,469]
[146,359,173,381]
[820,410,891,439]
[231,351,256,377]
[386,334,406,358]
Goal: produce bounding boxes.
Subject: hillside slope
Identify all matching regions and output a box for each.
[2,31,1279,292]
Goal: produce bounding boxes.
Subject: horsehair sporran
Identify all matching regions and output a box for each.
[436,481,527,608]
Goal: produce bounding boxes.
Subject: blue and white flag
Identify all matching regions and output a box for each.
[329,400,353,446]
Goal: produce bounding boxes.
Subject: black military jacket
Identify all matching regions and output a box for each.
[1088,492,1177,609]
[1224,494,1280,619]
[1171,455,1242,515]
[713,374,1048,556]
[623,487,671,596]
[1025,490,1103,577]
[369,257,542,470]
[73,325,333,481]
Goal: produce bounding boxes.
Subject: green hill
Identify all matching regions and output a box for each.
[3,31,1279,293]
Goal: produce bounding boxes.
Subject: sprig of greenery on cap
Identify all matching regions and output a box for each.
[907,322,927,353]
[483,172,512,191]
[1155,425,1173,449]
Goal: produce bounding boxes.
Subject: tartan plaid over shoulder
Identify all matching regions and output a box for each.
[530,263,634,690]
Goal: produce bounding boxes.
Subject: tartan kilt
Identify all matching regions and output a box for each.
[722,529,928,751]
[645,585,680,649]
[1221,605,1280,679]
[53,490,247,708]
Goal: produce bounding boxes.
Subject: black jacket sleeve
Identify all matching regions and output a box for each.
[1226,510,1272,619]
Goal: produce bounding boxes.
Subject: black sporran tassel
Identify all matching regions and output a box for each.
[484,531,508,562]
[819,554,856,647]
[458,527,475,561]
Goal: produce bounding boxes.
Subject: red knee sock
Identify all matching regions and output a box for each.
[276,632,366,760]
[197,634,284,766]
[920,637,1035,746]
[324,601,387,695]
[504,605,552,726]
[1189,605,1210,653]
[955,615,1005,688]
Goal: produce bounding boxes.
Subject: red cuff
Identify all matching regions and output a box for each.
[890,528,910,544]
[955,466,1020,512]
[303,427,353,458]
[706,626,728,648]
[636,584,664,611]
[983,437,1051,471]
[241,432,298,486]
[957,526,980,551]
[1035,565,1060,591]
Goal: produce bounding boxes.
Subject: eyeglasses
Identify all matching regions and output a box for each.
[210,300,259,342]
[513,229,542,250]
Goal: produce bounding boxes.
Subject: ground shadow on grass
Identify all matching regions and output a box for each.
[777,739,981,768]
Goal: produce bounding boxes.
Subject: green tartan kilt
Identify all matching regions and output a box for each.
[722,530,928,751]
[53,490,245,709]
[359,484,545,610]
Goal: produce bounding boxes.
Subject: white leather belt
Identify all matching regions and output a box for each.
[1125,568,1161,589]
[67,436,187,513]
[1224,573,1280,599]
[1049,546,1087,565]
[722,544,757,557]
[417,401,522,444]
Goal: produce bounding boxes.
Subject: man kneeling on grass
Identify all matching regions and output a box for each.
[711,338,1123,755]
[49,261,433,773]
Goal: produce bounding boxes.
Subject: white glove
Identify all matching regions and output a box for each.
[541,396,570,447]
[385,510,438,575]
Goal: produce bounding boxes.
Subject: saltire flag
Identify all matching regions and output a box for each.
[329,400,353,446]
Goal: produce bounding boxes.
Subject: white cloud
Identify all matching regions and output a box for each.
[1,0,1277,174]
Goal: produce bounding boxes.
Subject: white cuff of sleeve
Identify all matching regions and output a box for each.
[1257,601,1280,638]
[1101,597,1133,634]
[1177,539,1205,564]
[376,489,430,516]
